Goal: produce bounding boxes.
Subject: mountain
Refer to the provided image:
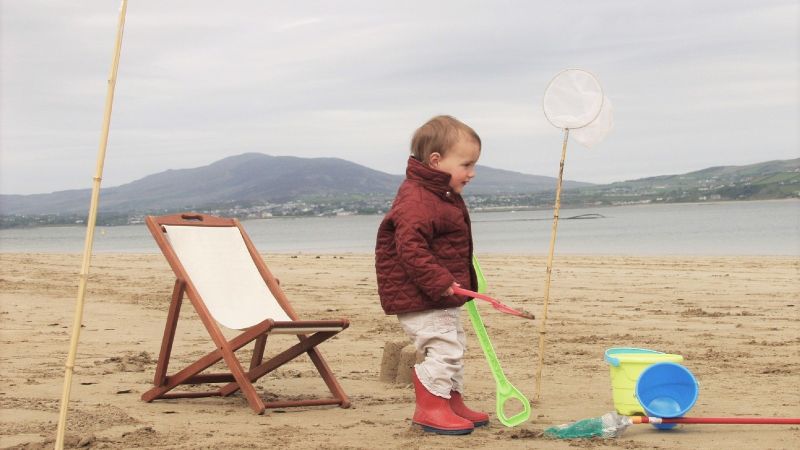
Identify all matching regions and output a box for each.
[0,153,588,216]
[472,166,591,194]
[5,154,794,220]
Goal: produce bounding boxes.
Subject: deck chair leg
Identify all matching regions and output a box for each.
[217,331,340,399]
[217,341,266,414]
[153,280,185,386]
[201,318,267,414]
[142,347,226,402]
[305,345,351,408]
[250,334,267,370]
[142,321,271,402]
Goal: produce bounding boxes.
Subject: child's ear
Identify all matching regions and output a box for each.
[428,152,441,168]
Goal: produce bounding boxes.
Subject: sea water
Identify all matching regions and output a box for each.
[1,200,797,255]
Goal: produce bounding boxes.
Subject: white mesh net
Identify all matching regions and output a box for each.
[572,95,614,148]
[542,68,613,148]
[543,69,604,129]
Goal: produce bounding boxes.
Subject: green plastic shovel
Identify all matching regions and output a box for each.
[466,255,532,427]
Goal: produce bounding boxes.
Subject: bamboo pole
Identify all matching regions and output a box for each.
[534,128,569,400]
[55,1,128,448]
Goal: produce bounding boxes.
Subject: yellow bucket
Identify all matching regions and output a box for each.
[604,347,684,415]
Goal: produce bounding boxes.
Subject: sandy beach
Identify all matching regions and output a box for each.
[1,252,798,449]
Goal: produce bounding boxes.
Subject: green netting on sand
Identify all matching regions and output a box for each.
[544,412,633,439]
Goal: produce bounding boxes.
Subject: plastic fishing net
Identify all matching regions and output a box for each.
[543,69,604,129]
[542,68,614,148]
[535,68,615,400]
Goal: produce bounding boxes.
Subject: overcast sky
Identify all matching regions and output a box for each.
[1,0,798,195]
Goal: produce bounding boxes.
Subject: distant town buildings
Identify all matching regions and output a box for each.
[2,168,798,228]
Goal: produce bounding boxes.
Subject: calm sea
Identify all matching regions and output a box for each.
[1,200,798,256]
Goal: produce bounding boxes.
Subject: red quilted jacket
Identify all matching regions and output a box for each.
[375,157,477,315]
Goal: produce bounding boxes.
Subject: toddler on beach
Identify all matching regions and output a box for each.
[375,115,486,435]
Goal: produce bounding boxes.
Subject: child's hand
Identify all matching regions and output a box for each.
[443,282,460,297]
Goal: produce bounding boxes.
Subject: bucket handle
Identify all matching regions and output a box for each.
[604,347,664,367]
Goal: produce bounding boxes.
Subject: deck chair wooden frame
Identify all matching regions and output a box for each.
[141,213,350,414]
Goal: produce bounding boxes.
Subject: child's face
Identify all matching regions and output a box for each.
[430,137,480,194]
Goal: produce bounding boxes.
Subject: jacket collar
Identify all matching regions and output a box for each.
[406,156,453,198]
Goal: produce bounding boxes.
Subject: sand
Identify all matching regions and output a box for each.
[1,252,798,449]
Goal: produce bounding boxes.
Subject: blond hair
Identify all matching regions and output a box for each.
[410,115,481,164]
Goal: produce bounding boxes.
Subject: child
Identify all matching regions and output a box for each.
[375,115,486,435]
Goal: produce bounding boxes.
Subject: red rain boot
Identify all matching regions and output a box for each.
[411,371,474,435]
[449,391,490,427]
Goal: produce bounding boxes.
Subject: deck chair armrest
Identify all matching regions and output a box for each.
[268,319,349,334]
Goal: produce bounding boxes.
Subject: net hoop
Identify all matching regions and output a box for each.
[542,68,604,130]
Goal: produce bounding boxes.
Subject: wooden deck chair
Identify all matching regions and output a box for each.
[141,213,350,414]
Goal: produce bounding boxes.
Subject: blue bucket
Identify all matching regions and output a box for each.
[635,362,699,429]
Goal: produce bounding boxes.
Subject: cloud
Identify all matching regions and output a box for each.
[276,17,323,32]
[1,0,797,195]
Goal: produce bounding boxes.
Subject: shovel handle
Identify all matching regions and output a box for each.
[467,256,532,427]
[466,300,532,427]
[634,416,800,425]
[495,379,533,427]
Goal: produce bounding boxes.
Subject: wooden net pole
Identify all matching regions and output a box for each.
[55,1,128,447]
[534,128,569,400]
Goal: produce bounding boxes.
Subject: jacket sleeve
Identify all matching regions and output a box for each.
[392,203,455,301]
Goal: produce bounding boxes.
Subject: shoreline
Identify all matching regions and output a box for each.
[2,197,797,230]
[2,251,800,259]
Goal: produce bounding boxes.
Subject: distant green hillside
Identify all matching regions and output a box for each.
[567,158,800,205]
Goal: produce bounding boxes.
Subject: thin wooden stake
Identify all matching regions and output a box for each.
[55,1,128,448]
[535,128,569,400]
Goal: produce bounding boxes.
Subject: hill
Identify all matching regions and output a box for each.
[0,153,589,216]
[569,158,800,205]
[3,155,796,227]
